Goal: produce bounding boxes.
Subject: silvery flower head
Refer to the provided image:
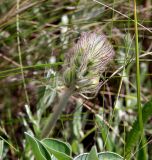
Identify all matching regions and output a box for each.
[63,32,115,97]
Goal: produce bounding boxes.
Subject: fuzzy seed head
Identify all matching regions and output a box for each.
[63,32,115,97]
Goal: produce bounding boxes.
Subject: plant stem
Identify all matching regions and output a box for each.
[16,0,30,106]
[134,0,143,136]
[41,86,75,138]
[134,0,146,159]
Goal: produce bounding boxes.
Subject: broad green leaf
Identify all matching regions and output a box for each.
[0,140,4,158]
[41,138,72,160]
[125,100,152,158]
[98,152,123,159]
[74,152,123,160]
[41,138,71,155]
[25,132,51,160]
[88,146,98,160]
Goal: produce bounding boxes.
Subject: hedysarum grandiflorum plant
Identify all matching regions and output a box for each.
[41,32,115,138]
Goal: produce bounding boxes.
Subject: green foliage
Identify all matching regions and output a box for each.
[125,100,152,159]
[26,133,123,160]
[42,139,72,160]
[74,149,123,160]
[96,115,113,151]
[88,146,98,160]
[25,132,72,160]
[0,0,152,159]
[25,132,52,160]
[137,136,148,160]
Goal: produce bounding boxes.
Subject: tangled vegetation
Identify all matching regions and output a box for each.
[0,0,152,159]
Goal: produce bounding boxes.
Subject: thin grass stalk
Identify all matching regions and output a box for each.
[93,0,152,34]
[16,0,30,105]
[133,0,143,136]
[133,0,146,159]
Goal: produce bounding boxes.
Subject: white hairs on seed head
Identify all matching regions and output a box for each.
[63,32,115,97]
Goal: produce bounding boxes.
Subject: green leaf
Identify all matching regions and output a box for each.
[96,115,113,151]
[137,136,148,160]
[98,152,123,159]
[74,153,88,160]
[0,140,4,158]
[74,152,123,160]
[88,146,98,160]
[41,138,73,160]
[71,139,83,155]
[125,100,152,158]
[25,132,51,160]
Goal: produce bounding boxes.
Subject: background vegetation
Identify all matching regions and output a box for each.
[0,0,152,159]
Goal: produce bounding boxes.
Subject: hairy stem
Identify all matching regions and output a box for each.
[41,86,75,138]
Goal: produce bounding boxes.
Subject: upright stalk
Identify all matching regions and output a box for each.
[134,0,143,136]
[134,1,146,159]
[16,0,30,105]
[41,86,75,138]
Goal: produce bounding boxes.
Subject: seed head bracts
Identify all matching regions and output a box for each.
[63,32,115,97]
